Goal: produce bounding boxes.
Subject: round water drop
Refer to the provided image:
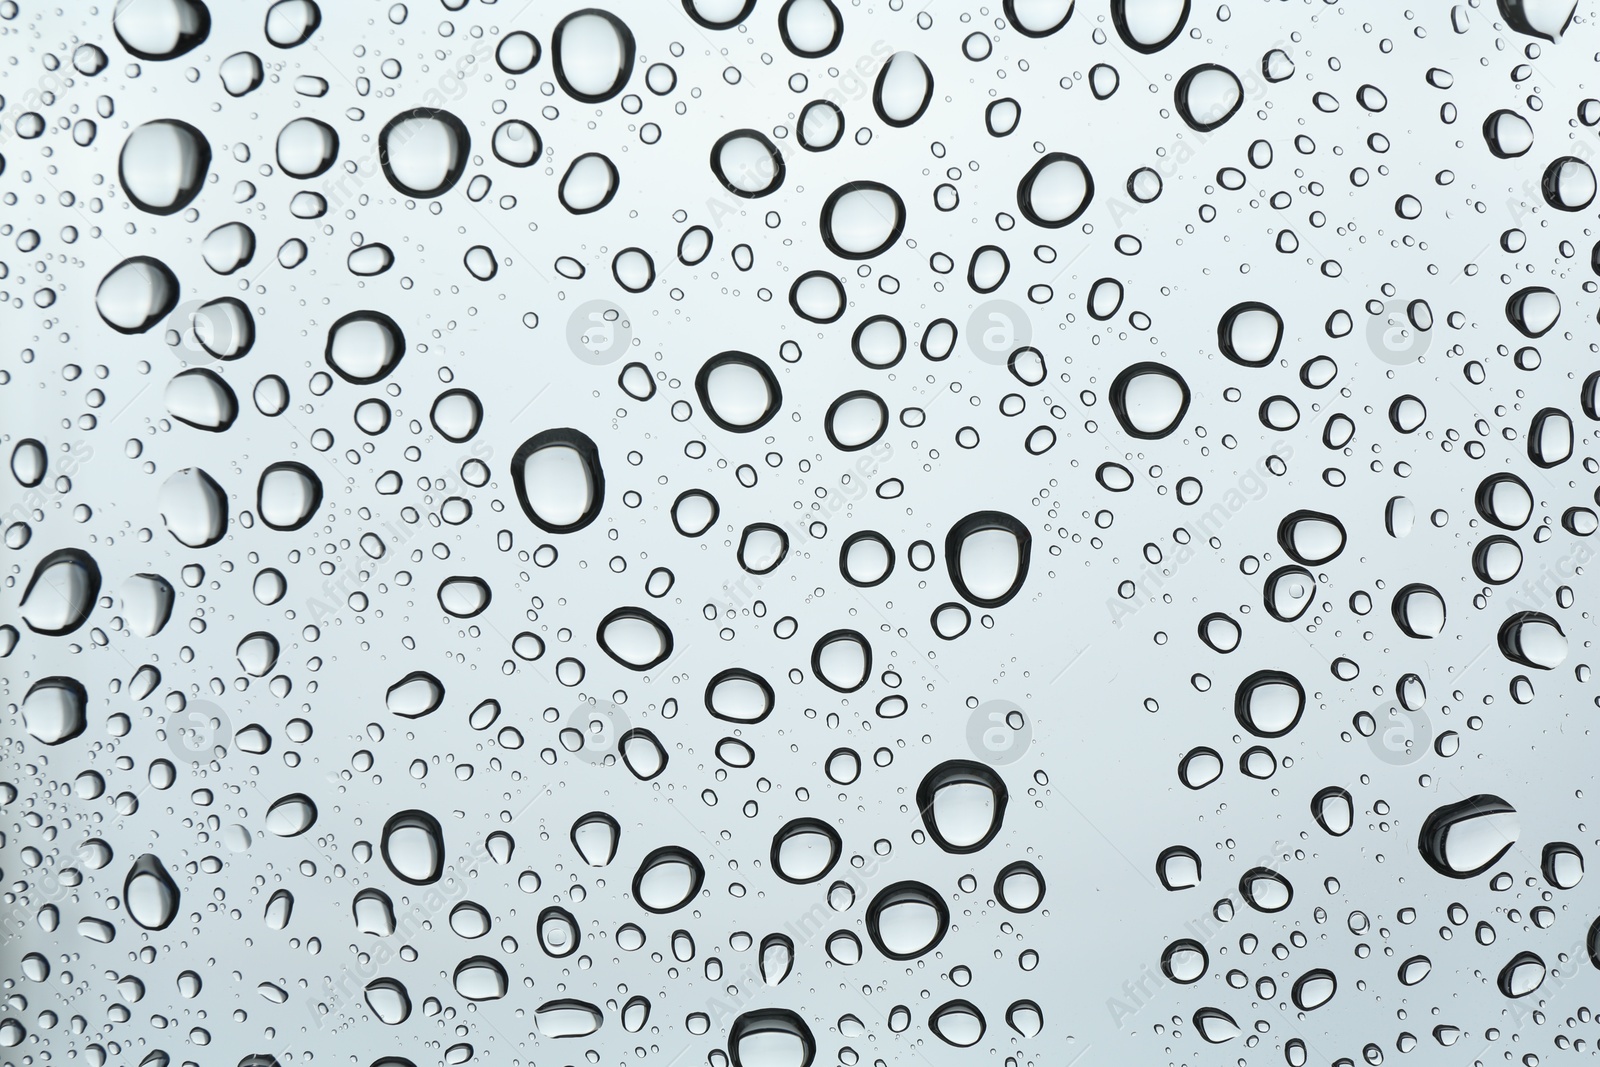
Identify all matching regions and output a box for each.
[840,531,894,586]
[811,629,871,692]
[1476,473,1533,529]
[1176,64,1243,130]
[710,129,786,197]
[1312,786,1354,836]
[706,669,774,723]
[275,117,337,178]
[378,108,470,198]
[1240,867,1292,911]
[672,489,721,536]
[438,576,490,618]
[696,352,782,432]
[496,30,541,74]
[264,0,320,46]
[264,793,317,837]
[552,10,635,102]
[364,978,411,1024]
[97,257,180,334]
[1506,286,1560,337]
[824,390,888,451]
[1017,152,1094,227]
[1498,951,1546,998]
[159,467,228,547]
[632,846,705,912]
[492,120,541,167]
[1418,795,1519,878]
[535,998,603,1037]
[928,1001,986,1048]
[738,524,789,574]
[1542,156,1595,211]
[325,310,404,384]
[779,0,843,56]
[789,270,846,322]
[124,854,180,931]
[381,810,445,884]
[1392,583,1446,638]
[1234,670,1305,738]
[994,860,1045,912]
[120,120,211,215]
[597,607,674,670]
[1006,0,1075,36]
[559,152,620,214]
[1483,109,1534,157]
[114,0,211,60]
[1498,612,1567,670]
[1218,302,1283,366]
[386,671,444,718]
[866,881,948,959]
[946,511,1030,608]
[917,760,1007,853]
[20,549,101,637]
[1277,511,1346,565]
[820,181,906,259]
[511,428,605,533]
[538,905,580,956]
[1178,747,1223,789]
[1109,362,1189,439]
[256,462,321,531]
[771,818,843,883]
[1527,407,1572,467]
[1112,0,1190,52]
[1161,939,1208,983]
[873,52,933,127]
[728,1009,815,1067]
[22,677,88,746]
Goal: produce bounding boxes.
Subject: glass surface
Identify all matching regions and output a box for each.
[2,1,1596,1065]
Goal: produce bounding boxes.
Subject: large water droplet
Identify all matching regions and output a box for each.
[597,607,674,670]
[20,549,101,637]
[819,181,905,259]
[873,52,933,127]
[325,310,405,384]
[866,881,949,959]
[378,109,470,198]
[113,0,211,61]
[511,428,606,533]
[1016,152,1093,227]
[381,810,444,884]
[771,817,842,883]
[552,9,636,102]
[917,760,1007,853]
[124,854,180,930]
[21,677,87,746]
[159,467,228,547]
[945,511,1031,608]
[120,120,211,215]
[97,257,180,334]
[257,462,322,531]
[1418,795,1519,878]
[1109,362,1189,439]
[632,845,705,912]
[729,1009,815,1067]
